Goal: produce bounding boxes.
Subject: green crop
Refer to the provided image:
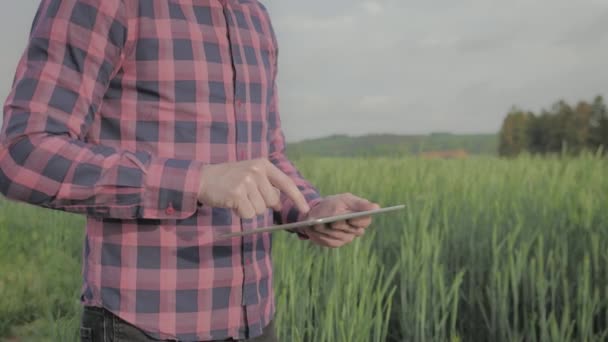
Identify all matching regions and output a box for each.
[1,154,606,341]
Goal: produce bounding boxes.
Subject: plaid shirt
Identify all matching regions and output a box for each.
[0,0,321,340]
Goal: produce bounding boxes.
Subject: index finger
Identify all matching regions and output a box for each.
[264,162,310,214]
[347,215,372,228]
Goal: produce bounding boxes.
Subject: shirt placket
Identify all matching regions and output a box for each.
[220,0,259,332]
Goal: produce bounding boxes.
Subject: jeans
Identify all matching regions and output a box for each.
[80,306,278,342]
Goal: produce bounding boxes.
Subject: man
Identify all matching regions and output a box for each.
[0,1,378,341]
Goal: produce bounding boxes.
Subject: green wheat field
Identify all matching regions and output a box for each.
[1,155,607,341]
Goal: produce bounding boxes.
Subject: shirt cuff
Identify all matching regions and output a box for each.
[280,195,323,240]
[141,157,204,219]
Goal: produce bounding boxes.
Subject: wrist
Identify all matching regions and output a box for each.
[301,197,323,220]
[197,164,209,204]
[286,197,323,240]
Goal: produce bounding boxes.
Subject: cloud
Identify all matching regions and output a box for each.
[279,14,356,32]
[359,95,392,110]
[360,1,384,15]
[267,0,608,141]
[555,10,608,48]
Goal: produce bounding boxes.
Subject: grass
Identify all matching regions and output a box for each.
[0,154,607,341]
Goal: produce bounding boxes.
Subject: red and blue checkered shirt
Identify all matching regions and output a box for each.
[0,0,321,340]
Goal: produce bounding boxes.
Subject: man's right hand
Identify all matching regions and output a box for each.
[197,159,310,219]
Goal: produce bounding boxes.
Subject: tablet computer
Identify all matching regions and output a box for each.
[216,204,405,240]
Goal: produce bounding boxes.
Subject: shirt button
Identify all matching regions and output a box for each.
[237,100,242,107]
[165,203,175,215]
[245,258,251,264]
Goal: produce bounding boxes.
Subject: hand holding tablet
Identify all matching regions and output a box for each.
[216,204,405,240]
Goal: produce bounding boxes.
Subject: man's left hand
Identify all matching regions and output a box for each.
[301,193,380,248]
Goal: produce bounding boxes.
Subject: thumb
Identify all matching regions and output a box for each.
[342,194,379,211]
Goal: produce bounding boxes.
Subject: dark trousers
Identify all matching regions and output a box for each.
[80,306,278,342]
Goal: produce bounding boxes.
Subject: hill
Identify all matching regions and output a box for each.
[285,133,498,158]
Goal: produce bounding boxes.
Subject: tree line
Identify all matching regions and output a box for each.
[498,95,608,157]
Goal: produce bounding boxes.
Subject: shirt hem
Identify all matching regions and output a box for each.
[80,300,247,341]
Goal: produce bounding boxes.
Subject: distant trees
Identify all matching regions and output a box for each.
[499,95,608,157]
[498,108,532,157]
[589,96,608,152]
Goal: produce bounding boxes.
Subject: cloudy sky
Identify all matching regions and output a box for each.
[1,1,607,142]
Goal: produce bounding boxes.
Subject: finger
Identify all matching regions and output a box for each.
[313,224,353,241]
[257,177,281,211]
[265,162,310,214]
[332,220,367,236]
[307,230,343,248]
[311,224,337,238]
[236,198,256,219]
[246,183,267,216]
[328,220,351,233]
[347,215,372,228]
[350,227,366,237]
[308,224,339,239]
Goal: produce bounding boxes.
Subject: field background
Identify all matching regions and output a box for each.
[0,146,607,341]
[286,133,498,158]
